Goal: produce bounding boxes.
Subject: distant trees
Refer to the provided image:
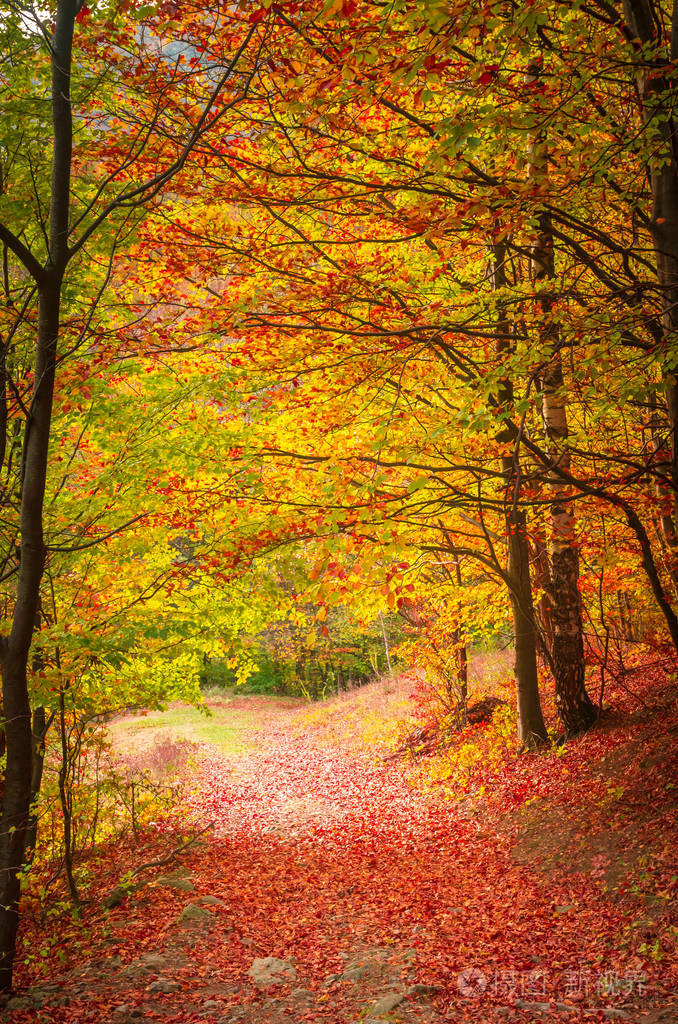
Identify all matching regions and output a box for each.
[207,600,404,698]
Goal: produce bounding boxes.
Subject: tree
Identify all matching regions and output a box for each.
[0,0,260,989]
[150,0,678,741]
[6,0,678,984]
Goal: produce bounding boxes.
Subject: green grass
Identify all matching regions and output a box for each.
[107,702,260,758]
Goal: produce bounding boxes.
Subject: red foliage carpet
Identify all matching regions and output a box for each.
[8,674,678,1024]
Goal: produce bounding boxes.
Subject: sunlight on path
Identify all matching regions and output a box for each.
[186,733,467,848]
[11,698,673,1024]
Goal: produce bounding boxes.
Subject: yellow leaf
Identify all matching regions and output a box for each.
[319,0,344,22]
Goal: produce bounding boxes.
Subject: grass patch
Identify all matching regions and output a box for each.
[298,674,416,754]
[108,702,259,758]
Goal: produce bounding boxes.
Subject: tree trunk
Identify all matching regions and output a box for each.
[508,509,548,747]
[525,68,596,736]
[58,690,80,907]
[0,653,34,990]
[624,0,678,584]
[0,281,62,988]
[491,242,548,746]
[539,336,596,734]
[25,706,47,863]
[453,553,468,720]
[378,610,392,674]
[0,0,76,990]
[647,392,678,587]
[25,605,48,863]
[531,526,554,658]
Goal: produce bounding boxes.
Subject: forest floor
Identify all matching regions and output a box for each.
[4,669,678,1024]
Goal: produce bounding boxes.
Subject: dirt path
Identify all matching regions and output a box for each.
[5,696,677,1024]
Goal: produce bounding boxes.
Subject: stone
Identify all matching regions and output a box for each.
[342,965,370,981]
[138,953,170,971]
[179,903,214,923]
[100,956,123,969]
[25,985,63,1008]
[324,973,341,985]
[406,983,443,996]
[290,988,312,1002]
[5,996,33,1011]
[603,1012,630,1020]
[199,895,225,907]
[248,956,297,988]
[156,874,195,892]
[370,992,405,1016]
[105,885,130,909]
[218,1009,246,1023]
[202,999,221,1009]
[121,963,150,981]
[148,978,180,993]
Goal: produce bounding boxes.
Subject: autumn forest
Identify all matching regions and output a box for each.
[0,0,676,1021]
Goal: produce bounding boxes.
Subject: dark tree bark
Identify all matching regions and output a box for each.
[525,64,596,735]
[538,317,596,735]
[0,4,254,988]
[24,706,47,863]
[508,510,549,747]
[624,0,678,545]
[491,243,548,747]
[531,526,555,657]
[0,0,76,988]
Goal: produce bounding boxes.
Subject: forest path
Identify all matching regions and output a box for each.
[7,694,676,1024]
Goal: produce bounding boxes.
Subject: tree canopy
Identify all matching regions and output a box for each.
[1,0,678,994]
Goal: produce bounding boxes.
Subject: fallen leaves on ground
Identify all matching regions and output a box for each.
[8,672,678,1024]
